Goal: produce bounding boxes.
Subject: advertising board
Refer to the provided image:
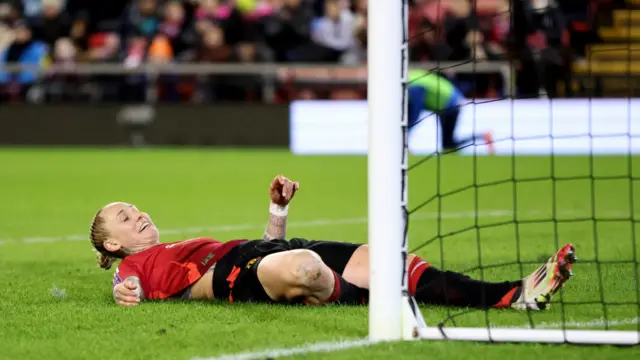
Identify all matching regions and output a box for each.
[290,99,640,155]
[0,104,289,147]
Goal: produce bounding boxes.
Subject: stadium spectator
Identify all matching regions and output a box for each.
[529,0,572,98]
[309,0,356,63]
[71,0,130,37]
[0,27,8,50]
[340,0,366,64]
[157,0,197,60]
[29,0,71,49]
[226,40,267,101]
[239,0,279,20]
[195,0,246,45]
[45,37,81,101]
[0,1,20,23]
[22,0,64,20]
[0,20,48,101]
[261,0,314,61]
[85,32,121,62]
[195,21,236,101]
[409,19,441,62]
[122,0,160,43]
[0,0,621,102]
[196,21,231,62]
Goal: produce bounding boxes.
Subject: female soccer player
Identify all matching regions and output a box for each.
[91,174,575,309]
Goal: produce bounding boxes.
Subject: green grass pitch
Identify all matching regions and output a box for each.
[0,148,639,360]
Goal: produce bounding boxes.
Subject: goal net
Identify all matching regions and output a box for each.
[367,0,640,345]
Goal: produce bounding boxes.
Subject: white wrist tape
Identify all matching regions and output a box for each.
[269,202,289,217]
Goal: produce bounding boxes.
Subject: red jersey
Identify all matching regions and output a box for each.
[112,238,247,299]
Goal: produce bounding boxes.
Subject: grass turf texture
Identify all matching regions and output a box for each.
[0,148,639,360]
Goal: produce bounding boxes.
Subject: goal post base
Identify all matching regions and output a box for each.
[413,326,640,346]
[401,294,427,340]
[399,295,639,345]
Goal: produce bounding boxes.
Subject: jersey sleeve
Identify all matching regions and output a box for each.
[113,259,140,288]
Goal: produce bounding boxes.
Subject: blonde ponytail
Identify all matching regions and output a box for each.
[89,208,126,270]
[97,252,118,270]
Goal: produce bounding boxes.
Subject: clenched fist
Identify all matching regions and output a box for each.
[113,280,141,307]
[269,174,300,206]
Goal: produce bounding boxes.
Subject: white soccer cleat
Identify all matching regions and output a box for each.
[511,244,577,311]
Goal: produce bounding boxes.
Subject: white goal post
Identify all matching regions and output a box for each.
[368,0,424,342]
[366,0,640,346]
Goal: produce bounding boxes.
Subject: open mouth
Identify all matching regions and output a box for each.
[139,223,149,233]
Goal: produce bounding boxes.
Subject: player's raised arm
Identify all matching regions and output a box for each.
[113,276,144,306]
[262,174,299,241]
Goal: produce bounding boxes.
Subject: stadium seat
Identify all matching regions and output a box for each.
[573,59,640,73]
[598,27,640,41]
[612,9,640,26]
[587,44,640,59]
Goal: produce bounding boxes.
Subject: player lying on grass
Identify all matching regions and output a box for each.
[90,174,576,309]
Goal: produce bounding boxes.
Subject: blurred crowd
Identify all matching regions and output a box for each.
[0,0,621,102]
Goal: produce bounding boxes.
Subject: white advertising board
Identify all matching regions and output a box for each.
[290,99,640,155]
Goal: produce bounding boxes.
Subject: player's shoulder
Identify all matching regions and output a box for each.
[116,255,140,270]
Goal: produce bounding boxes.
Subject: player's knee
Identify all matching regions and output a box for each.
[291,250,326,288]
[285,249,331,299]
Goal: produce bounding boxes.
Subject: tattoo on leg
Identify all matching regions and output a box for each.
[303,256,324,284]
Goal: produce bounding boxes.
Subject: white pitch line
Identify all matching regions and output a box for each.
[190,338,378,360]
[1,209,633,246]
[193,317,640,360]
[0,209,513,245]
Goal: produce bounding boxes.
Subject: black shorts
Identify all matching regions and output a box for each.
[212,238,362,304]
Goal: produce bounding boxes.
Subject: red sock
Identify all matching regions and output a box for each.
[327,270,341,303]
[408,256,431,296]
[326,270,368,305]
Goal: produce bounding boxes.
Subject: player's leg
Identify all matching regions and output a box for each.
[341,245,518,308]
[440,106,492,154]
[254,248,368,305]
[439,90,495,154]
[285,239,504,308]
[282,239,516,308]
[254,249,333,304]
[439,106,466,153]
[213,239,368,305]
[341,243,576,310]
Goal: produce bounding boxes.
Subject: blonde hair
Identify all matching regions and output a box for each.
[89,208,127,270]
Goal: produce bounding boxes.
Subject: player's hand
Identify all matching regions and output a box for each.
[269,174,300,206]
[113,280,141,307]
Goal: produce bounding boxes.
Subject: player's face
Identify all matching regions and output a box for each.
[101,202,160,253]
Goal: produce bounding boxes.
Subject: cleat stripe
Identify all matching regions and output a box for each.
[534,266,548,288]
